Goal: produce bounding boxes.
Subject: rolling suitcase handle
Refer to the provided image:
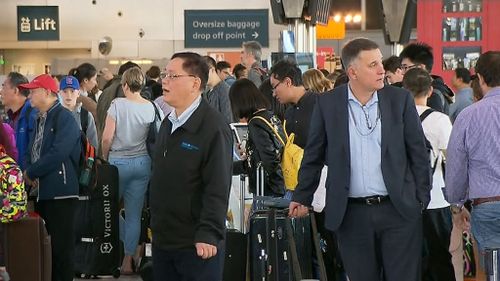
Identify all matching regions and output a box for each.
[256,162,264,197]
[284,215,303,281]
[310,213,328,281]
[239,174,246,233]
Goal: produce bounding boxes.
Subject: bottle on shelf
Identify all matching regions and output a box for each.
[459,0,465,12]
[476,18,482,41]
[468,17,476,41]
[459,18,467,41]
[449,18,458,41]
[443,27,449,42]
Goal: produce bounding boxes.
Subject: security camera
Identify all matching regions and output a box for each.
[139,28,145,38]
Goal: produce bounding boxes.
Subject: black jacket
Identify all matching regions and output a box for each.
[235,110,286,196]
[284,92,318,149]
[292,84,431,231]
[149,99,233,250]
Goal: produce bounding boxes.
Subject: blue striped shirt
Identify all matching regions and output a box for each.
[446,87,500,204]
[347,87,387,197]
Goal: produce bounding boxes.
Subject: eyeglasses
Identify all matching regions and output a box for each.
[160,72,197,80]
[401,64,418,71]
[272,81,282,91]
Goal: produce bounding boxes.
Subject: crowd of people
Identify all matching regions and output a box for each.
[0,37,498,281]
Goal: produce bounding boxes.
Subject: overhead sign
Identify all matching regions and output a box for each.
[17,6,60,41]
[185,9,269,48]
[316,19,345,40]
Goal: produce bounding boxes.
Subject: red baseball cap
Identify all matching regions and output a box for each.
[19,74,58,94]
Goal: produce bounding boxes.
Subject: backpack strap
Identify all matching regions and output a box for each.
[249,115,285,147]
[419,108,443,178]
[80,107,89,134]
[419,108,436,122]
[148,100,161,123]
[252,66,268,82]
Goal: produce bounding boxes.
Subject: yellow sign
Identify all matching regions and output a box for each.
[316,19,346,40]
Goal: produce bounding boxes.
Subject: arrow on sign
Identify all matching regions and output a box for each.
[252,32,259,39]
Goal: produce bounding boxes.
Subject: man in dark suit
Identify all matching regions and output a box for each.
[289,38,431,281]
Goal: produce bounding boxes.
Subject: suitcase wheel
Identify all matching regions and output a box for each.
[113,269,121,279]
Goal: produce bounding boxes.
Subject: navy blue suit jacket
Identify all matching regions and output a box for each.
[292,84,431,231]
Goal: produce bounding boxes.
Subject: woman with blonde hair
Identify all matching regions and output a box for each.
[101,67,163,274]
[302,68,333,93]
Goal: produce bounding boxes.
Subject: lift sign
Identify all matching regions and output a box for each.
[17,6,60,41]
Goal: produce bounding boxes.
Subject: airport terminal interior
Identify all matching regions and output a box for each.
[0,0,499,280]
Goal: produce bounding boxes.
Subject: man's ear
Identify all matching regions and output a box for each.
[477,74,486,87]
[347,65,357,80]
[192,77,202,92]
[427,86,434,98]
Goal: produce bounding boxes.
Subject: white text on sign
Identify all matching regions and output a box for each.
[192,20,261,30]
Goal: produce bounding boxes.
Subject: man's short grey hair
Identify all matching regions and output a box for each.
[242,41,262,62]
[341,38,379,69]
[7,72,30,97]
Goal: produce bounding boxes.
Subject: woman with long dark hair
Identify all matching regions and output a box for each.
[68,63,98,117]
[230,78,286,197]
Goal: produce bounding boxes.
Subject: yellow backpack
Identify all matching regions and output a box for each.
[250,117,304,190]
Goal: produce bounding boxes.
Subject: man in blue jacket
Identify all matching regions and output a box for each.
[20,74,81,281]
[0,72,39,169]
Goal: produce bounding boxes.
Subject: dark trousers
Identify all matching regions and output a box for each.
[336,200,422,281]
[35,199,76,281]
[153,244,225,281]
[422,207,456,281]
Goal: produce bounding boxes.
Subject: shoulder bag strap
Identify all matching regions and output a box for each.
[249,115,286,147]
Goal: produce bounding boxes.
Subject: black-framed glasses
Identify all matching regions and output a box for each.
[272,81,282,91]
[160,72,197,80]
[401,64,418,72]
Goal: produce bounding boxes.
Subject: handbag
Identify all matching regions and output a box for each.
[146,100,162,157]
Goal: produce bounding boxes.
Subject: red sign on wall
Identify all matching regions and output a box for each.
[316,47,334,70]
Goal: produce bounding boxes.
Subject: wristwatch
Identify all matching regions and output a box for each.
[450,204,464,214]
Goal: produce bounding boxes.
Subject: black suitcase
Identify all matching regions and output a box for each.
[223,174,248,281]
[249,208,303,281]
[248,164,326,281]
[74,161,121,278]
